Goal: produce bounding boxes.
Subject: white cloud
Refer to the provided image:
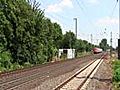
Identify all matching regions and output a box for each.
[96,17,119,26]
[46,0,73,13]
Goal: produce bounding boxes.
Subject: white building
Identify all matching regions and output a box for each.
[58,49,75,59]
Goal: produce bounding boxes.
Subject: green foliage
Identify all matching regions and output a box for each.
[53,23,63,49]
[114,68,120,82]
[74,39,94,55]
[77,52,91,58]
[113,60,120,70]
[62,31,76,49]
[10,63,23,70]
[99,38,110,51]
[0,0,64,72]
[23,62,33,68]
[0,0,96,72]
[113,60,120,82]
[0,44,12,71]
[113,60,120,89]
[74,39,85,52]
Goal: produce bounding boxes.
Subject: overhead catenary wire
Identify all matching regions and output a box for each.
[74,0,100,44]
[75,0,84,11]
[75,0,118,47]
[103,1,119,49]
[75,0,98,32]
[110,1,118,18]
[107,1,118,45]
[78,0,88,11]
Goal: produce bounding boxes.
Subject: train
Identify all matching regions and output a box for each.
[92,47,103,54]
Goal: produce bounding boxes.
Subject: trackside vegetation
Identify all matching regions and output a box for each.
[0,0,110,72]
[112,60,120,90]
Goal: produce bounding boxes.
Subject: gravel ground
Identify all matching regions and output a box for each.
[86,56,112,90]
[32,61,91,90]
[34,54,112,90]
[0,53,102,90]
[31,54,103,90]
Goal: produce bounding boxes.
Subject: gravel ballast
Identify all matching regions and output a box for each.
[86,59,112,90]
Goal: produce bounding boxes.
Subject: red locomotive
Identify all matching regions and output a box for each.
[92,47,103,54]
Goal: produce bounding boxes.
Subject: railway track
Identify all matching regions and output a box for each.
[0,53,103,90]
[54,54,105,90]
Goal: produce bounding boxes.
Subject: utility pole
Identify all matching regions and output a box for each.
[74,18,77,39]
[110,32,112,57]
[96,39,99,45]
[90,34,93,50]
[91,34,93,44]
[70,30,72,49]
[117,0,120,59]
[73,18,77,57]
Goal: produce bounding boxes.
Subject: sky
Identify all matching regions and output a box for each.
[37,0,119,48]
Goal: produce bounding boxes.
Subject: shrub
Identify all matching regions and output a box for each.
[113,60,120,82]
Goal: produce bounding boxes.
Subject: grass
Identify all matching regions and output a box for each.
[77,52,91,58]
[112,59,120,90]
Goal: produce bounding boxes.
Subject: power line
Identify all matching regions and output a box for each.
[78,0,88,11]
[75,0,97,31]
[75,0,84,11]
[110,1,118,18]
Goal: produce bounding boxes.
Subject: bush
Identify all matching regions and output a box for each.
[23,62,33,68]
[113,68,120,82]
[113,60,120,82]
[10,63,22,70]
[0,50,12,72]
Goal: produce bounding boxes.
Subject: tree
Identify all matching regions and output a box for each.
[99,39,108,51]
[0,0,46,65]
[53,23,63,49]
[74,39,86,52]
[0,43,12,71]
[62,31,76,49]
[0,0,98,72]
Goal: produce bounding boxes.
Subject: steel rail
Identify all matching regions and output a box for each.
[54,53,106,90]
